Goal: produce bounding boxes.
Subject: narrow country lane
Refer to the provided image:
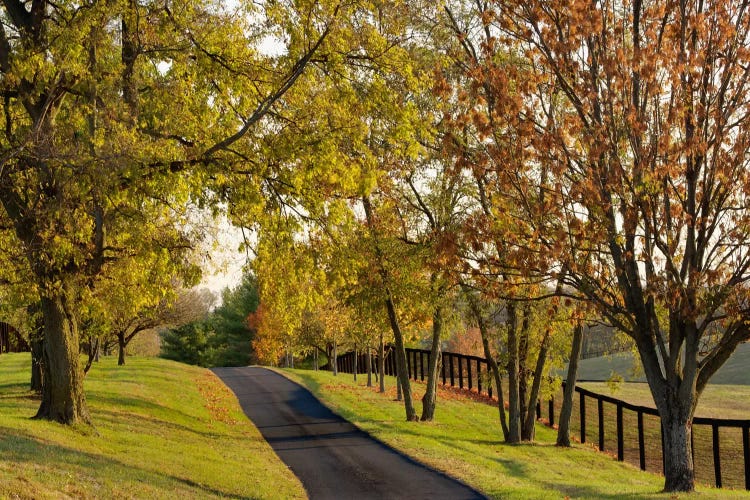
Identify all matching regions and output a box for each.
[212,366,486,500]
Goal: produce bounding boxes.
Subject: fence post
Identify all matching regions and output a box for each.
[596,398,604,451]
[580,391,586,444]
[616,403,624,461]
[458,355,464,389]
[536,400,541,419]
[477,360,482,395]
[449,354,455,386]
[467,357,473,391]
[713,423,722,488]
[441,355,446,385]
[420,351,425,381]
[638,410,646,470]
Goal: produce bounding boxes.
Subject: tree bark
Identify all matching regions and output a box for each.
[386,295,417,420]
[557,321,583,447]
[34,293,91,424]
[366,346,373,387]
[378,334,385,393]
[30,336,45,393]
[467,290,509,440]
[353,345,358,382]
[661,406,695,492]
[506,301,521,443]
[117,331,126,366]
[522,326,550,441]
[421,305,444,421]
[332,340,338,376]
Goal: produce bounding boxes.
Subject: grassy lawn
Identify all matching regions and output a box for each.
[281,368,750,499]
[578,382,750,420]
[0,353,305,500]
[575,342,750,385]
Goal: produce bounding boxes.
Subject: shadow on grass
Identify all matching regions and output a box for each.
[0,426,250,499]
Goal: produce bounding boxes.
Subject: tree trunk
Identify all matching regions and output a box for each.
[361,194,416,421]
[353,345,358,382]
[557,321,583,447]
[386,295,417,420]
[34,294,91,424]
[506,301,521,443]
[84,336,100,374]
[421,305,443,421]
[466,287,509,440]
[661,408,695,492]
[117,332,126,366]
[378,334,385,393]
[332,340,338,376]
[522,326,551,441]
[30,336,45,393]
[366,347,372,387]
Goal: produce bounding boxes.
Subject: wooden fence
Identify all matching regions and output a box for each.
[336,346,750,490]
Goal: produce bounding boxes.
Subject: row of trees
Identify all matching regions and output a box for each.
[239,0,750,493]
[1,0,748,493]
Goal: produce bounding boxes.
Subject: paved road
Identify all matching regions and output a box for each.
[213,366,485,500]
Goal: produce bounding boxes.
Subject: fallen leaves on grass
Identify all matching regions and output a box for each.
[196,373,238,425]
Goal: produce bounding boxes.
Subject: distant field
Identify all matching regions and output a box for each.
[575,342,750,385]
[0,353,305,499]
[577,382,750,420]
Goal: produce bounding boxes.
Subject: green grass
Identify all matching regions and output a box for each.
[576,342,750,385]
[0,353,305,499]
[578,382,750,419]
[567,382,750,489]
[280,368,750,499]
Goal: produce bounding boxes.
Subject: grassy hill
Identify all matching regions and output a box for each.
[0,353,305,499]
[575,341,750,384]
[282,369,750,499]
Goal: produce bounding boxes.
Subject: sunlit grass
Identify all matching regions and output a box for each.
[281,368,750,499]
[0,353,305,499]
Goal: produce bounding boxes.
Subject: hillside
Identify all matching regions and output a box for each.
[574,341,750,384]
[0,353,305,499]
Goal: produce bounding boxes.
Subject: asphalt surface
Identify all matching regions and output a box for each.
[212,366,485,500]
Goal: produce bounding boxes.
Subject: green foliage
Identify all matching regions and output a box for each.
[160,274,259,367]
[159,321,215,367]
[208,274,260,366]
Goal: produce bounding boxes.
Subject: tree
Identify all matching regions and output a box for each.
[470,0,750,491]
[0,0,340,424]
[209,274,259,366]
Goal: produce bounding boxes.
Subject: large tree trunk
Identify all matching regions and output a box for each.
[421,305,443,421]
[661,405,695,492]
[506,301,521,443]
[35,294,91,424]
[557,321,583,447]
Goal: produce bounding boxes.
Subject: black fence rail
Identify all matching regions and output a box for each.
[336,346,750,490]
